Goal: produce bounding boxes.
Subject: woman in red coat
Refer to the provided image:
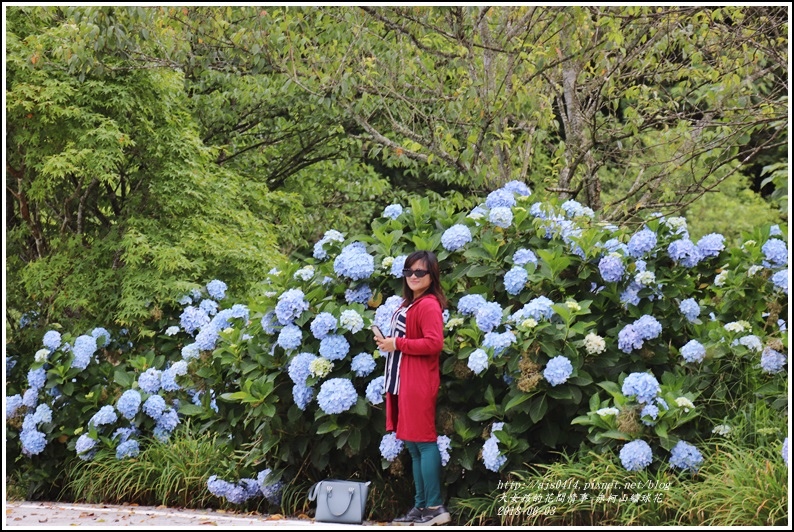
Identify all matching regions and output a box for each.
[375,250,451,526]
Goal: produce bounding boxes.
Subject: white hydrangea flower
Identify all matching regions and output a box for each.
[381,256,395,269]
[596,407,620,417]
[565,300,581,312]
[584,333,606,355]
[675,397,695,412]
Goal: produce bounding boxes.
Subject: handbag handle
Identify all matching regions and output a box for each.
[325,484,356,517]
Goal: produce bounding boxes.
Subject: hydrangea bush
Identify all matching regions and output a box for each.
[6,186,788,506]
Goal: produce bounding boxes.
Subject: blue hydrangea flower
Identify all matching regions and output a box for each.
[543,356,573,386]
[91,327,111,348]
[482,429,507,472]
[736,335,762,352]
[601,238,628,255]
[75,434,98,458]
[116,390,142,420]
[275,289,309,325]
[6,394,23,418]
[618,324,644,353]
[143,395,167,420]
[260,311,280,335]
[503,267,527,295]
[365,376,385,404]
[782,437,788,466]
[679,298,700,322]
[680,339,706,363]
[510,296,555,322]
[502,180,532,197]
[32,403,52,425]
[669,440,703,472]
[180,306,210,335]
[319,334,350,361]
[292,384,314,410]
[194,326,219,352]
[622,373,661,404]
[482,331,516,356]
[437,435,452,466]
[199,299,219,316]
[696,233,725,259]
[771,270,788,295]
[634,315,662,340]
[156,407,180,432]
[138,368,162,394]
[599,254,625,283]
[760,347,786,374]
[116,439,140,460]
[257,469,285,505]
[288,352,316,385]
[160,366,183,393]
[627,228,657,258]
[374,295,404,335]
[165,326,180,336]
[457,294,487,316]
[88,405,118,428]
[21,429,47,456]
[441,224,472,252]
[489,206,513,228]
[512,248,537,266]
[390,255,407,278]
[668,239,701,268]
[640,404,659,426]
[561,199,594,218]
[277,324,303,351]
[380,432,404,461]
[620,282,643,307]
[383,204,403,219]
[339,309,364,333]
[486,189,516,209]
[333,242,375,280]
[467,349,489,375]
[317,378,358,415]
[312,229,346,260]
[310,312,338,340]
[181,343,200,360]
[620,439,653,471]
[22,388,38,408]
[475,302,503,333]
[345,284,373,305]
[27,368,46,391]
[71,335,97,370]
[351,353,377,377]
[206,279,227,300]
[43,330,62,351]
[762,238,788,267]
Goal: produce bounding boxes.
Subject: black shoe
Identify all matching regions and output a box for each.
[392,507,424,525]
[415,505,451,526]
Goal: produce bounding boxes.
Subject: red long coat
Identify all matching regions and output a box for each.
[384,294,445,442]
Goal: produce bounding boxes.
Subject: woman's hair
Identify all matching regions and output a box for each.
[401,250,447,309]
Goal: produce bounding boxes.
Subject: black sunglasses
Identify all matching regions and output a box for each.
[402,268,430,278]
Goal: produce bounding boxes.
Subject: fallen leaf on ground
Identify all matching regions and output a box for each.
[267,514,284,520]
[199,521,217,525]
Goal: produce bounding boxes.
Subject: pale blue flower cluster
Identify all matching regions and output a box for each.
[333,242,375,280]
[696,233,725,259]
[199,299,219,316]
[345,284,373,305]
[380,432,404,461]
[313,229,346,260]
[275,289,309,325]
[598,254,625,283]
[319,334,350,361]
[310,312,338,340]
[21,428,47,456]
[640,404,659,426]
[437,435,452,466]
[762,238,788,267]
[351,353,376,377]
[475,301,504,333]
[383,204,403,219]
[6,394,23,418]
[257,468,285,505]
[317,378,358,415]
[71,335,97,370]
[561,200,594,218]
[22,389,38,408]
[783,437,789,466]
[276,324,302,351]
[180,306,210,335]
[75,434,98,460]
[486,189,516,209]
[482,331,516,356]
[543,356,573,386]
[181,343,200,360]
[260,311,280,335]
[734,335,762,352]
[680,339,706,363]
[116,440,140,460]
[620,439,653,471]
[138,368,162,394]
[489,207,513,228]
[502,180,532,196]
[206,279,228,300]
[339,309,364,333]
[668,239,701,268]
[668,440,703,472]
[512,248,537,266]
[43,330,62,351]
[457,294,487,316]
[467,349,489,375]
[679,298,700,322]
[91,327,111,347]
[503,267,527,295]
[601,238,628,255]
[627,229,657,258]
[441,224,472,252]
[622,373,661,404]
[207,475,261,505]
[482,422,507,472]
[27,368,46,390]
[143,395,167,419]
[760,347,786,374]
[390,255,407,278]
[165,326,180,336]
[618,315,662,353]
[634,315,662,340]
[771,270,788,295]
[116,390,142,420]
[161,360,188,391]
[292,384,314,410]
[288,352,316,385]
[32,403,52,424]
[365,376,385,404]
[510,296,555,323]
[374,295,403,335]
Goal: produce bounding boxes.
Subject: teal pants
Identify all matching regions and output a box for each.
[405,441,443,508]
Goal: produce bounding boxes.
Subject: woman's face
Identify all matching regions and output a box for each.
[405,259,432,297]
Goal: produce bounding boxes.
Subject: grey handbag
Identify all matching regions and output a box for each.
[308,479,371,524]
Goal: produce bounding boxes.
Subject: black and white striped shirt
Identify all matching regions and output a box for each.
[384,304,409,395]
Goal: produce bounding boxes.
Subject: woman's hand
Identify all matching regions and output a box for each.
[375,336,397,352]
